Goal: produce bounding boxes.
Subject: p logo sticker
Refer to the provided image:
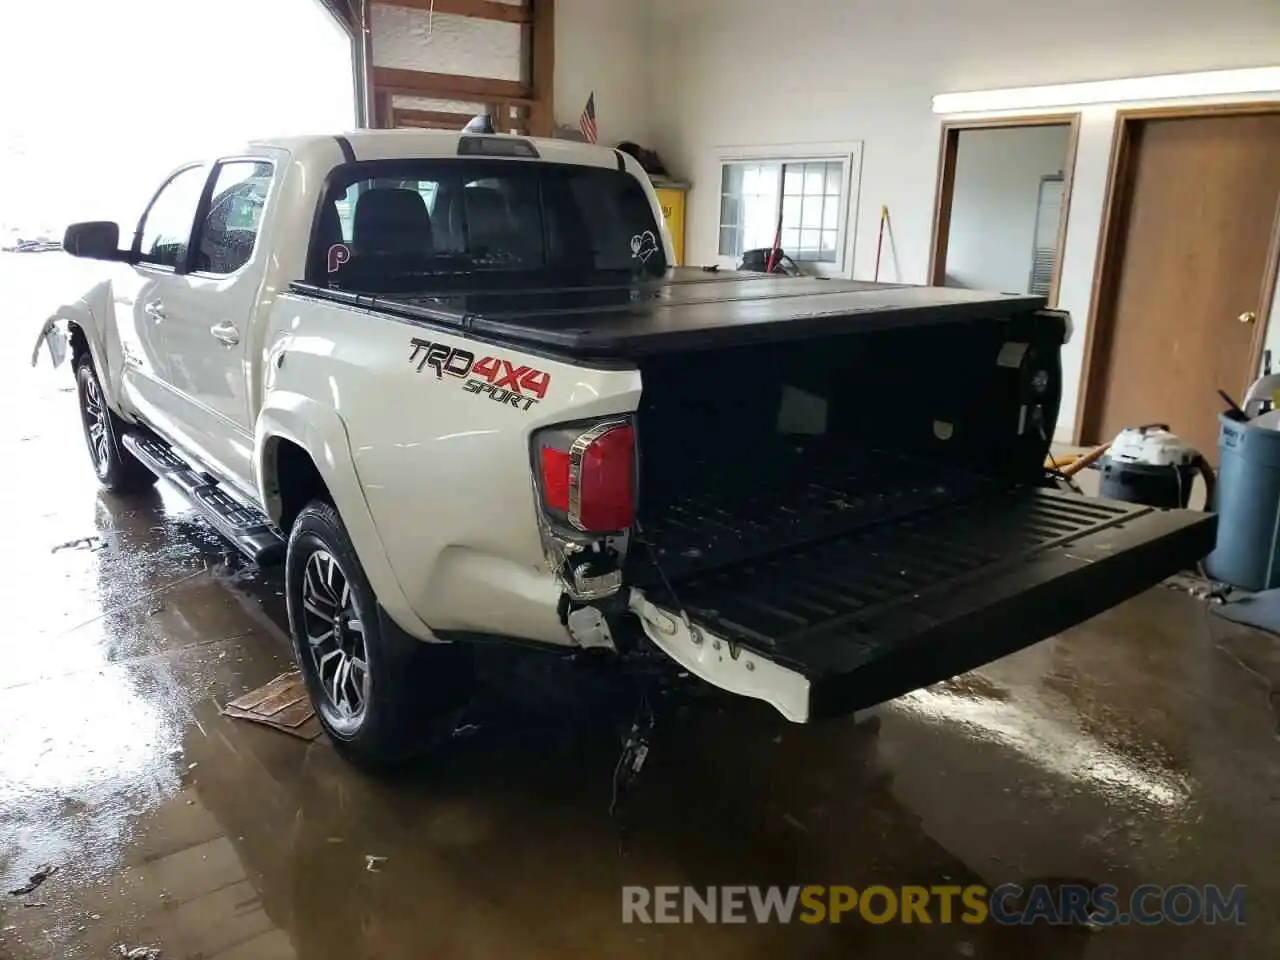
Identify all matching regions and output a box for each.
[327,243,351,273]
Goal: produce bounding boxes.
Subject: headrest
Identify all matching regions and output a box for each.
[459,187,510,252]
[352,188,432,255]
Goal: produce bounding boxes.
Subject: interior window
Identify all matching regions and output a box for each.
[191,161,273,274]
[137,165,208,268]
[719,159,844,265]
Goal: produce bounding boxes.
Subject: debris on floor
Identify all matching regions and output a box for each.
[1163,570,1230,602]
[117,945,162,959]
[7,864,57,896]
[221,671,322,741]
[365,855,388,873]
[50,534,105,553]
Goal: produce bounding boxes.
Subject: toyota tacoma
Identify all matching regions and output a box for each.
[35,129,1215,766]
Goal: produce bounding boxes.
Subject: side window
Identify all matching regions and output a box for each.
[191,161,273,275]
[137,166,208,268]
[335,184,358,244]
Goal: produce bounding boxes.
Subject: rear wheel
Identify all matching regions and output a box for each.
[285,500,473,767]
[75,359,156,494]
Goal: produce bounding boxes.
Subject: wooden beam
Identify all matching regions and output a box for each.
[372,0,531,23]
[485,102,504,133]
[528,0,554,137]
[373,66,532,104]
[374,90,395,129]
[394,108,475,129]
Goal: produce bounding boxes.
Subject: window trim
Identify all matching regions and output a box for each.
[133,162,209,274]
[714,142,863,277]
[187,156,277,279]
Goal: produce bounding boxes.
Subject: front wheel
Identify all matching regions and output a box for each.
[75,359,156,494]
[285,500,473,767]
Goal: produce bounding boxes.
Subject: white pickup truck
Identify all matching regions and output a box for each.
[40,129,1214,767]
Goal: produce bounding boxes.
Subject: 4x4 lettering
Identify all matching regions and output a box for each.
[520,369,550,400]
[494,361,531,392]
[416,345,549,410]
[473,356,501,383]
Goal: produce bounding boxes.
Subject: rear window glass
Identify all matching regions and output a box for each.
[309,158,666,291]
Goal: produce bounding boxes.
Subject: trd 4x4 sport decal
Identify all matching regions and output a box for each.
[409,338,551,412]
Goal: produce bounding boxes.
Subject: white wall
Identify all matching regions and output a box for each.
[945,125,1071,293]
[649,0,1280,438]
[554,0,654,145]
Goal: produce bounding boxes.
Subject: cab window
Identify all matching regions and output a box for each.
[190,160,273,275]
[136,165,208,268]
[309,158,666,291]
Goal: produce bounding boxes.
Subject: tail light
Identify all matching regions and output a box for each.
[535,419,636,533]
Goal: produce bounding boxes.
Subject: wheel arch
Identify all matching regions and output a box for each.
[255,396,435,642]
[40,281,125,413]
[261,435,332,533]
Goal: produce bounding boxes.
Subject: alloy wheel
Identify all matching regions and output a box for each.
[82,371,110,471]
[301,548,369,723]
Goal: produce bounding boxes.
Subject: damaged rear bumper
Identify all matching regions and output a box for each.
[628,588,813,722]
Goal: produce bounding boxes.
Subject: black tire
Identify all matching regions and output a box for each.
[74,358,157,494]
[285,500,473,768]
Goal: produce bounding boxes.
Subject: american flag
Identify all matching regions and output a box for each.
[579,92,598,144]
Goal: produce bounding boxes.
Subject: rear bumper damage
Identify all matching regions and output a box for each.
[628,588,812,722]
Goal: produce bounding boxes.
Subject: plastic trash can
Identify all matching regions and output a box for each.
[1204,414,1280,591]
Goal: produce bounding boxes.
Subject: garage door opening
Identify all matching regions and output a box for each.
[2,0,355,247]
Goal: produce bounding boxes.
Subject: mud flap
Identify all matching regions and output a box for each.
[32,317,68,368]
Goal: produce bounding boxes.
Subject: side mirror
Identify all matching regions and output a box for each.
[62,221,133,262]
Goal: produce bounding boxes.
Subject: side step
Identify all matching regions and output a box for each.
[121,432,286,565]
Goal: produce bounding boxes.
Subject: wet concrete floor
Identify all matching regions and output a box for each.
[3,254,1280,958]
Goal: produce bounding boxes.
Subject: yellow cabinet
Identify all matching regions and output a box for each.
[652,181,689,266]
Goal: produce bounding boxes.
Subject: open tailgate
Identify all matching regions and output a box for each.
[628,490,1215,722]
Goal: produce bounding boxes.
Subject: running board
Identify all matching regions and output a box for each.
[120,432,285,565]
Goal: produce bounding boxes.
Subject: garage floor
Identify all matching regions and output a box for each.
[3,257,1280,959]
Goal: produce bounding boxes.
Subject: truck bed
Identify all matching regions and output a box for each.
[292,269,1047,358]
[630,445,1002,585]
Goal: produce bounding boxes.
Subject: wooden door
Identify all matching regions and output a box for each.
[1084,113,1280,458]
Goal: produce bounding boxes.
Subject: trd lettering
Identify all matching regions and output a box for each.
[411,338,549,411]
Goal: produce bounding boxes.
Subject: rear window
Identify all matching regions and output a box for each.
[308,158,666,291]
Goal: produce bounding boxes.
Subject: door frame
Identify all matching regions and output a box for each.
[1074,102,1280,444]
[927,113,1081,304]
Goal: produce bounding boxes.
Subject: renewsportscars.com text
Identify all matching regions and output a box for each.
[621,884,1245,926]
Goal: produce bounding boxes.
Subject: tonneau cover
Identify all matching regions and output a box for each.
[292,268,1047,358]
